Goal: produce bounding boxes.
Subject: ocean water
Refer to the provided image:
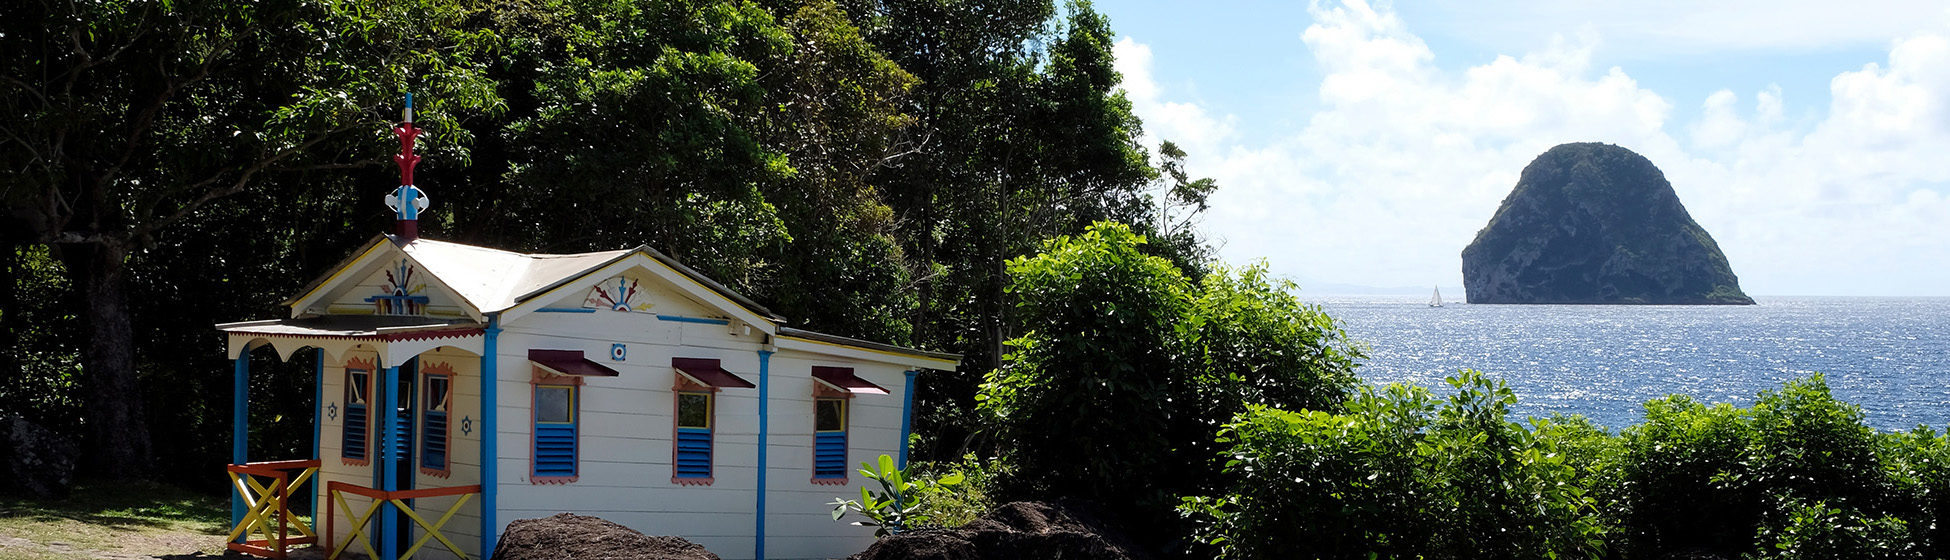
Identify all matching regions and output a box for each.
[1310,296,1950,432]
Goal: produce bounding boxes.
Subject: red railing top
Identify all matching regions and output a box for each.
[227,459,322,477]
[327,480,481,501]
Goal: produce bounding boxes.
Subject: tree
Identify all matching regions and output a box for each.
[979,222,1363,545]
[0,0,501,475]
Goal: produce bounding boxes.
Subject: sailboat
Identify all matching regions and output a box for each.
[1430,286,1444,308]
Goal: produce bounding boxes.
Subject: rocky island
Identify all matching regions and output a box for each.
[1462,142,1754,305]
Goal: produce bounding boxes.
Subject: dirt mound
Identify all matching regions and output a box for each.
[490,513,719,560]
[849,501,1148,560]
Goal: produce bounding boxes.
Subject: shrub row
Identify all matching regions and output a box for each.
[1187,372,1950,560]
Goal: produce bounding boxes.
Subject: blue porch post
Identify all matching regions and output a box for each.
[755,348,773,560]
[312,348,325,521]
[231,350,250,533]
[482,316,501,555]
[381,364,401,560]
[899,370,918,470]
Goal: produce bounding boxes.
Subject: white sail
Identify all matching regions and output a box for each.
[1431,287,1443,307]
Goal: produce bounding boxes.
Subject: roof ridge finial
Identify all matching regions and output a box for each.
[386,92,430,241]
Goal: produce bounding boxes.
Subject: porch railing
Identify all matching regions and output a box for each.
[227,459,321,560]
[326,481,482,560]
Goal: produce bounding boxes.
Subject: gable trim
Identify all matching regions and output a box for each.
[497,251,779,332]
[282,236,486,321]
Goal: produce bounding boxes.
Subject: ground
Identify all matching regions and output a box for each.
[0,480,239,560]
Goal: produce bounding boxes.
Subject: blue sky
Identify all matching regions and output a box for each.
[1091,0,1950,296]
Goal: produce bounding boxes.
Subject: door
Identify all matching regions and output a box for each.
[370,359,417,553]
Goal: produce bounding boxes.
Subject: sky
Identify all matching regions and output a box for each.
[1092,0,1950,296]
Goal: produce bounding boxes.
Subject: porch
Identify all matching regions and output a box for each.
[219,316,499,560]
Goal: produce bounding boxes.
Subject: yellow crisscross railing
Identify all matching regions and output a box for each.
[327,481,481,560]
[227,459,321,560]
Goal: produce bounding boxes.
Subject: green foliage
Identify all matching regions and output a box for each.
[980,222,1361,548]
[830,454,964,537]
[1184,372,1605,560]
[1749,497,1918,560]
[909,454,1011,529]
[979,222,1190,505]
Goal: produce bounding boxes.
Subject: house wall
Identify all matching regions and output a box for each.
[492,308,769,559]
[761,351,909,560]
[315,346,485,560]
[485,286,917,560]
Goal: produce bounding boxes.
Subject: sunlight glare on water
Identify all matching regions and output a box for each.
[1312,296,1950,431]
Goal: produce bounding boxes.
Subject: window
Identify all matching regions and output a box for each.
[420,372,452,475]
[673,391,713,482]
[813,398,848,481]
[531,372,580,483]
[809,366,883,484]
[343,368,371,464]
[669,357,751,485]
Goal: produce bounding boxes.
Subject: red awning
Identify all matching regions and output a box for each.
[811,366,888,395]
[673,357,755,389]
[529,349,619,377]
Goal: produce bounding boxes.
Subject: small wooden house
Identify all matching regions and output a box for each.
[217,104,956,560]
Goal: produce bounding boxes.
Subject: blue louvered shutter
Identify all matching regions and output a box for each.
[343,370,369,460]
[675,428,712,478]
[393,408,412,459]
[422,411,447,470]
[422,375,450,471]
[534,424,577,477]
[814,432,847,479]
[534,385,577,478]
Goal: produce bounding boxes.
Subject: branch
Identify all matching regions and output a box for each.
[129,121,366,239]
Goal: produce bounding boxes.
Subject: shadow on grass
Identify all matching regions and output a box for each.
[0,478,231,535]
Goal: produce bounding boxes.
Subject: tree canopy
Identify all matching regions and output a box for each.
[0,0,1217,482]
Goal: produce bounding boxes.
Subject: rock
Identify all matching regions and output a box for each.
[849,502,1149,560]
[489,512,719,560]
[1462,143,1754,305]
[1,415,79,499]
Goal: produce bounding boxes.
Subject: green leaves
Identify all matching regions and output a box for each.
[828,453,965,537]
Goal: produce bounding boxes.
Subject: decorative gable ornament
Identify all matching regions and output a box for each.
[583,276,654,312]
[365,259,429,315]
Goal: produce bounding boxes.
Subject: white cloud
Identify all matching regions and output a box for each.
[1114,0,1950,296]
[1411,0,1950,56]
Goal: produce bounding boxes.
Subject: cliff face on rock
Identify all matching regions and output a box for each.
[1462,143,1753,305]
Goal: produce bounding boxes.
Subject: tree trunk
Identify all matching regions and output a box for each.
[59,241,152,477]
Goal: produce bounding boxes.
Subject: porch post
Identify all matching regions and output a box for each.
[755,348,773,560]
[482,316,501,555]
[312,348,325,521]
[231,350,250,532]
[898,370,918,470]
[381,364,400,560]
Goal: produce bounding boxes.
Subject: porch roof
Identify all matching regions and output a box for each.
[217,315,485,364]
[218,315,484,340]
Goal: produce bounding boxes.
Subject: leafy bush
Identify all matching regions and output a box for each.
[830,454,963,537]
[1186,371,1606,560]
[1616,394,1760,557]
[978,222,1364,537]
[909,454,1011,528]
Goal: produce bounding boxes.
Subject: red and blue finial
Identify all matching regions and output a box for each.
[386,92,430,240]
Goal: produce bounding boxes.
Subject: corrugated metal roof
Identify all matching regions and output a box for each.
[399,238,626,313]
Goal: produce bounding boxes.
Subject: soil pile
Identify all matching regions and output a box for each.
[489,513,719,560]
[849,501,1148,560]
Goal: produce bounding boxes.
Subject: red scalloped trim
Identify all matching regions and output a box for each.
[342,457,370,467]
[672,477,714,486]
[811,477,849,486]
[420,467,451,479]
[531,476,577,485]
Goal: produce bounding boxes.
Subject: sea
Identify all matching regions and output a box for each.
[1309,296,1950,432]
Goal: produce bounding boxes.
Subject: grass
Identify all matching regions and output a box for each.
[0,479,234,560]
